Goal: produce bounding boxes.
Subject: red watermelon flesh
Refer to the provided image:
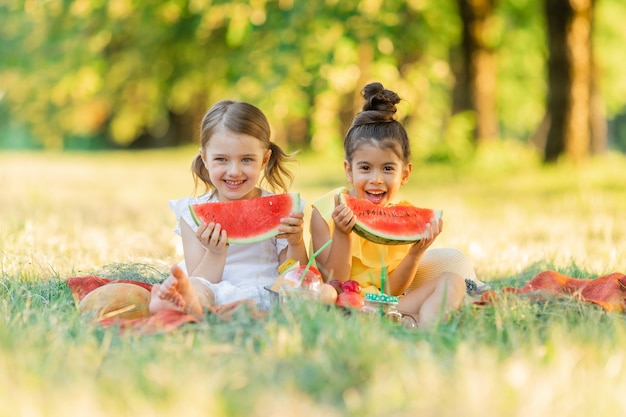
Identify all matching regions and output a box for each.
[339,193,442,245]
[189,193,300,244]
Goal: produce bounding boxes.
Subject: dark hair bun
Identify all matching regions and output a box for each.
[353,82,400,126]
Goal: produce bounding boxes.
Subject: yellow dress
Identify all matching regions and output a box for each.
[312,187,414,292]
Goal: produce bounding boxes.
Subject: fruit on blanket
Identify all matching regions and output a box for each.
[328,279,343,294]
[319,283,338,304]
[189,193,301,244]
[336,291,365,309]
[339,193,442,245]
[340,280,361,294]
[78,283,151,320]
[284,265,322,291]
[270,265,322,292]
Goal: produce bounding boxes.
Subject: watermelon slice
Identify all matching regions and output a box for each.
[339,193,442,245]
[189,193,300,244]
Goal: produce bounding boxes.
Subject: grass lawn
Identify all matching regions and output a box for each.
[1,145,625,416]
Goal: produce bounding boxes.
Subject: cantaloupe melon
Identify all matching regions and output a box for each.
[78,283,151,320]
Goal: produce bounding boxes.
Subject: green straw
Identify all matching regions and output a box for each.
[299,239,332,286]
[379,252,388,295]
[380,264,388,295]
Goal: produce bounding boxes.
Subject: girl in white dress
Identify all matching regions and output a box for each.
[149,100,308,317]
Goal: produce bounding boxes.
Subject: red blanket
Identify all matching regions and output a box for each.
[67,276,199,335]
[67,270,625,334]
[478,271,626,312]
[66,276,267,335]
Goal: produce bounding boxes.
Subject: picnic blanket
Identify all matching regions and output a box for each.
[477,270,626,313]
[66,276,266,335]
[67,270,625,335]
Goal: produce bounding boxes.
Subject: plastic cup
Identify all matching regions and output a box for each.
[278,286,319,304]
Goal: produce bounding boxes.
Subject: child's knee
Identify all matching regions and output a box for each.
[441,272,466,298]
[189,277,216,307]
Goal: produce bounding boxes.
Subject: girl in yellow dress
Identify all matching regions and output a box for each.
[310,82,485,329]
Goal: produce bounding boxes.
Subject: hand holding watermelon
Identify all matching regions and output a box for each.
[406,216,443,256]
[331,194,357,235]
[189,193,301,244]
[338,194,443,245]
[277,211,305,246]
[195,221,229,254]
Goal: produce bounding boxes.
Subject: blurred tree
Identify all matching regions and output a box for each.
[542,0,605,163]
[454,0,499,144]
[0,0,462,154]
[1,0,625,160]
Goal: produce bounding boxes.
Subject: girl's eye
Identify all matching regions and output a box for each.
[242,157,253,163]
[214,157,227,162]
[383,166,395,172]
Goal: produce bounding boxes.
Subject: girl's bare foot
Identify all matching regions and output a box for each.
[156,266,187,308]
[149,264,204,318]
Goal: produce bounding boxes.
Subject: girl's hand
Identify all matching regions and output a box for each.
[196,222,229,254]
[408,217,443,256]
[277,212,305,246]
[331,194,356,235]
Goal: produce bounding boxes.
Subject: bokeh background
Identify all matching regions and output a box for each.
[2,0,626,163]
[2,5,626,417]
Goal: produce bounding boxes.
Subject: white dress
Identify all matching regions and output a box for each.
[169,190,288,310]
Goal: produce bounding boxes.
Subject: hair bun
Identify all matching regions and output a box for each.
[351,82,400,126]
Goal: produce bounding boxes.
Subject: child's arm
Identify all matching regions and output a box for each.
[388,217,442,294]
[310,194,355,282]
[277,211,308,266]
[180,220,227,283]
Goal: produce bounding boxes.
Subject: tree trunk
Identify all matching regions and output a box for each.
[589,1,608,154]
[455,0,499,144]
[543,0,571,162]
[543,0,601,163]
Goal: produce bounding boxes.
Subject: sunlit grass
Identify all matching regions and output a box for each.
[1,145,626,416]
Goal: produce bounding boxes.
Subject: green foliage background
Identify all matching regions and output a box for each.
[2,0,626,156]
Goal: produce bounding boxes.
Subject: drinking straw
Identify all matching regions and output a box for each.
[379,252,388,295]
[299,239,332,286]
[380,264,388,295]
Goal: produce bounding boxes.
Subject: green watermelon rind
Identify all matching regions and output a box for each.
[340,193,443,245]
[352,210,443,245]
[189,193,301,245]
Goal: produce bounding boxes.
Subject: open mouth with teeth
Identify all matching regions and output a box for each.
[224,179,245,188]
[365,191,386,204]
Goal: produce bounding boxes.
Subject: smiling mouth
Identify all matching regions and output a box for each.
[224,179,245,187]
[366,191,386,204]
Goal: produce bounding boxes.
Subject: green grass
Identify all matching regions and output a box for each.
[1,145,626,416]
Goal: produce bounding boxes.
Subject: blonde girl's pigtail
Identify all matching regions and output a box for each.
[263,142,296,194]
[191,153,214,194]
